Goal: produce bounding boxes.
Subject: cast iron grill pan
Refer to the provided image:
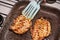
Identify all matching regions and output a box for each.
[0,1,60,40]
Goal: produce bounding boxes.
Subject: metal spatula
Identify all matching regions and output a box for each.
[22,0,42,20]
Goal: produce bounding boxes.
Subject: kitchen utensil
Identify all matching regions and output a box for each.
[22,0,42,19]
[0,1,60,40]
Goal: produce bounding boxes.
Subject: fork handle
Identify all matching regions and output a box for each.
[37,0,43,4]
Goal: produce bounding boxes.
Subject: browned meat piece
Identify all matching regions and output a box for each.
[10,15,32,34]
[30,17,51,40]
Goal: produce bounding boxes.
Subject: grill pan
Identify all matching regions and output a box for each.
[0,1,60,40]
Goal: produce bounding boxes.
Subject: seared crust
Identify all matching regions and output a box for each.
[30,17,51,40]
[10,15,32,34]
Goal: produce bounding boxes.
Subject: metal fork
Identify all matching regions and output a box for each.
[22,0,42,20]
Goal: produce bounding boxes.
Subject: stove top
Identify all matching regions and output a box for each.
[0,0,60,25]
[0,0,60,15]
[0,0,17,15]
[0,0,17,29]
[0,0,60,40]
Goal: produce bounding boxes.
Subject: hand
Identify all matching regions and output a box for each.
[43,0,46,3]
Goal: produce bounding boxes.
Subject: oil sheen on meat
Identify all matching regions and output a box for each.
[10,15,32,34]
[30,17,51,40]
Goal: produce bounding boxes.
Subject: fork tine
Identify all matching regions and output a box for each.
[28,7,36,19]
[27,7,34,18]
[25,5,32,16]
[26,5,34,17]
[22,1,41,19]
[31,8,40,19]
[22,5,30,16]
[24,5,31,16]
[22,2,31,15]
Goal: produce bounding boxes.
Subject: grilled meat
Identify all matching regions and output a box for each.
[10,15,32,34]
[30,17,51,40]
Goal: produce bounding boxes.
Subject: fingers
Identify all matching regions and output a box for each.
[43,0,46,3]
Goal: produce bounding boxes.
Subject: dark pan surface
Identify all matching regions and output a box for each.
[0,1,60,40]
